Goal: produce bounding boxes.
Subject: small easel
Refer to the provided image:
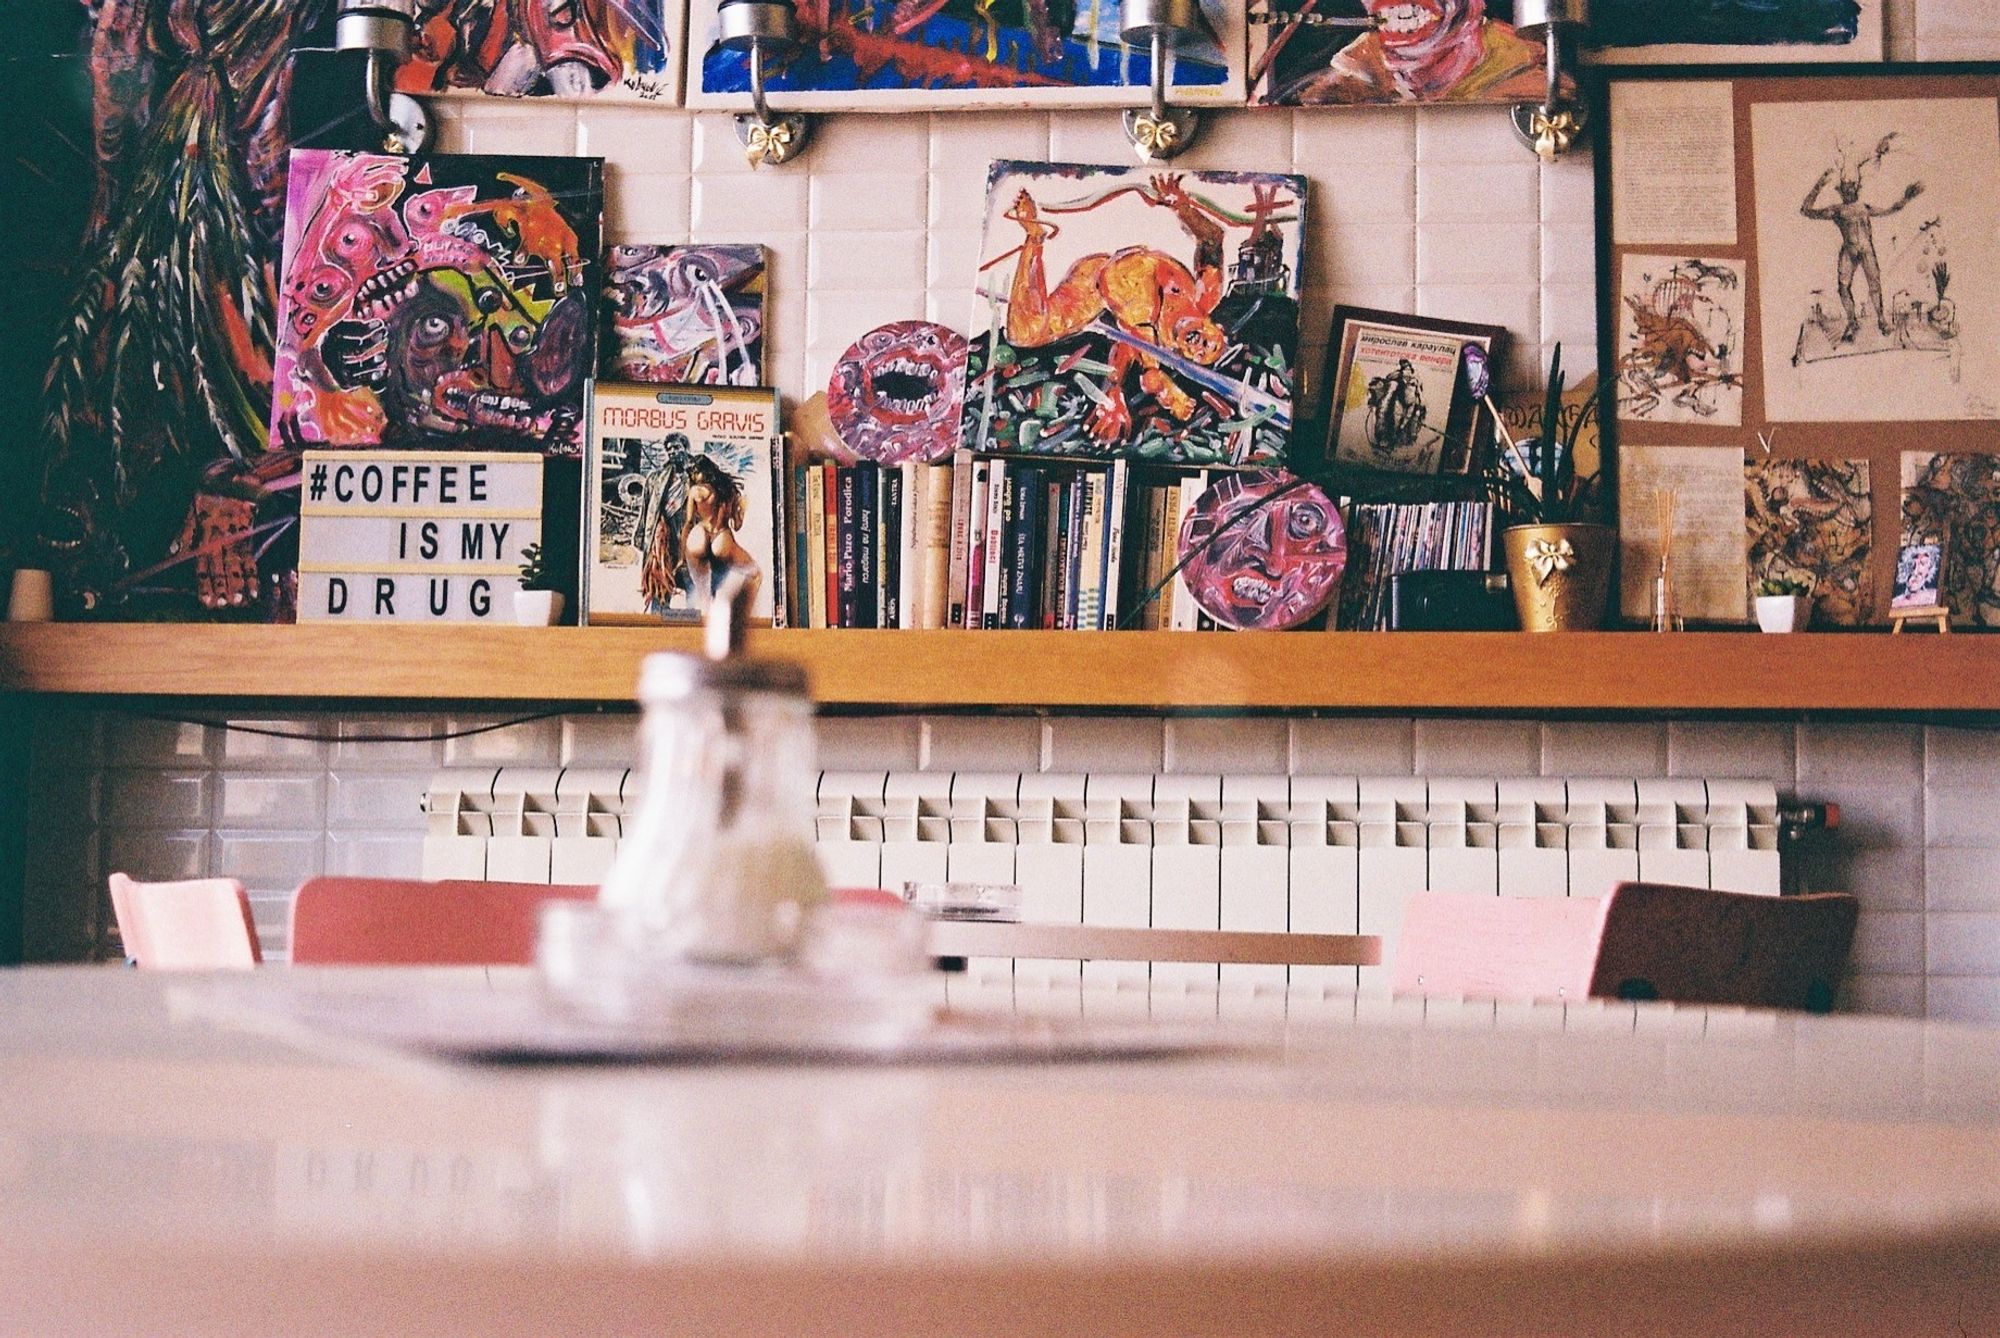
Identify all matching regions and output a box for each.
[1890,605,1951,633]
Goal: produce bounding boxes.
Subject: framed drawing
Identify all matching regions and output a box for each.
[584,383,785,625]
[960,161,1306,469]
[1587,0,1884,66]
[687,0,1245,110]
[1599,64,2000,625]
[1324,307,1503,476]
[1890,538,1944,609]
[397,0,685,104]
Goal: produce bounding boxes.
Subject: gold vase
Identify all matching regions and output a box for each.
[1503,523,1615,632]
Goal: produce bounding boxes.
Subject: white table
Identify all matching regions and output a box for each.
[4,966,2000,1336]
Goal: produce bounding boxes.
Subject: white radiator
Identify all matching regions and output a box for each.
[422,769,1782,993]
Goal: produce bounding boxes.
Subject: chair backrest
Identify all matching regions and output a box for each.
[1394,883,1859,1012]
[107,873,262,970]
[289,878,595,966]
[1392,890,1610,1003]
[1591,882,1858,1013]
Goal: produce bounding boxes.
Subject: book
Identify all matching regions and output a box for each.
[919,463,952,629]
[1075,470,1103,632]
[881,463,901,630]
[856,464,879,629]
[898,461,923,631]
[1007,465,1039,631]
[1045,475,1065,630]
[792,465,812,628]
[1100,460,1129,631]
[965,458,990,629]
[836,465,858,629]
[805,465,827,629]
[982,460,1007,630]
[1167,477,1195,631]
[769,436,790,629]
[946,449,973,628]
[822,463,841,628]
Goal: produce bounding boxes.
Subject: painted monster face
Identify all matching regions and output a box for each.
[825,320,969,463]
[386,267,586,439]
[1361,0,1482,55]
[1180,471,1347,631]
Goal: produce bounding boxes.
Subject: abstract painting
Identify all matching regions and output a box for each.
[827,321,968,463]
[1901,450,2000,627]
[1744,457,1873,625]
[1179,471,1345,631]
[1752,97,2000,423]
[1589,0,1881,64]
[1616,255,1745,426]
[32,0,313,621]
[399,0,683,103]
[686,0,1244,110]
[585,383,781,624]
[271,150,604,459]
[961,161,1306,469]
[604,244,765,386]
[1250,0,1559,107]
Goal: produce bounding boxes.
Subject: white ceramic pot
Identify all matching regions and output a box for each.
[513,590,565,626]
[1754,594,1810,634]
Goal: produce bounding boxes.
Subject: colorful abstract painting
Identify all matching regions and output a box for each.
[1179,471,1345,630]
[37,0,311,621]
[828,321,968,463]
[399,0,683,103]
[604,244,766,385]
[961,161,1306,469]
[1589,0,1881,64]
[1901,451,2000,627]
[1744,457,1873,625]
[271,151,604,459]
[687,0,1244,110]
[1250,0,1561,106]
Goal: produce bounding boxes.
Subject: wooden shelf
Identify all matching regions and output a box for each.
[2,624,1996,712]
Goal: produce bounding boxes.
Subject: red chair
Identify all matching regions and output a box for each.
[1394,882,1858,1012]
[107,873,262,970]
[288,877,595,966]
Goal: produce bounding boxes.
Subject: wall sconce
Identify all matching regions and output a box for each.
[719,0,811,168]
[335,0,433,154]
[1510,0,1589,163]
[1122,0,1203,162]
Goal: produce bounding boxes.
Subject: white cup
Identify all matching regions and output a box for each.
[7,569,55,622]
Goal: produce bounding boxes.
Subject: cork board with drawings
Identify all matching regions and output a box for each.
[1598,65,2000,628]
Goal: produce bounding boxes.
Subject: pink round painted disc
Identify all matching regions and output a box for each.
[1178,471,1346,631]
[825,321,968,464]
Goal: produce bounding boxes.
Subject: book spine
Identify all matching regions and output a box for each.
[1140,483,1167,631]
[1045,476,1066,630]
[920,463,952,629]
[981,459,1007,630]
[835,465,857,630]
[946,449,973,628]
[1167,477,1194,631]
[965,459,989,630]
[769,438,790,629]
[856,464,880,629]
[1075,471,1101,632]
[994,465,1016,630]
[804,466,826,629]
[792,465,812,629]
[881,463,903,630]
[1007,466,1038,631]
[1064,472,1087,631]
[901,463,920,632]
[1100,460,1128,631]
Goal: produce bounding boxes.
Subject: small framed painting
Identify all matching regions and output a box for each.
[584,383,785,626]
[1890,538,1945,611]
[1324,307,1505,477]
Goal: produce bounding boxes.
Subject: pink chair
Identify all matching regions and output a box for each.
[107,873,262,970]
[288,877,595,966]
[1395,882,1859,1012]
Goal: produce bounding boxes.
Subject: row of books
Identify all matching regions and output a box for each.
[781,455,1495,633]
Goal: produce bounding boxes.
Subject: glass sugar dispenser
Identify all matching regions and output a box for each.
[539,575,933,1044]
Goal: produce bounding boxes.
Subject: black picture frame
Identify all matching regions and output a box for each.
[1321,306,1507,480]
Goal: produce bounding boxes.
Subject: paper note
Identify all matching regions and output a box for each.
[1611,81,1738,246]
[1619,445,1748,623]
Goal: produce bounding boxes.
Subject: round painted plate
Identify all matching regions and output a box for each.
[825,320,968,463]
[1178,471,1347,631]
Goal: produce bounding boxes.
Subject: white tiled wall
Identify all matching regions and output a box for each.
[23,704,2000,1023]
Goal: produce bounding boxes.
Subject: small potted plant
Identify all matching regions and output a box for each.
[1753,576,1813,633]
[1486,344,1612,632]
[513,543,565,626]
